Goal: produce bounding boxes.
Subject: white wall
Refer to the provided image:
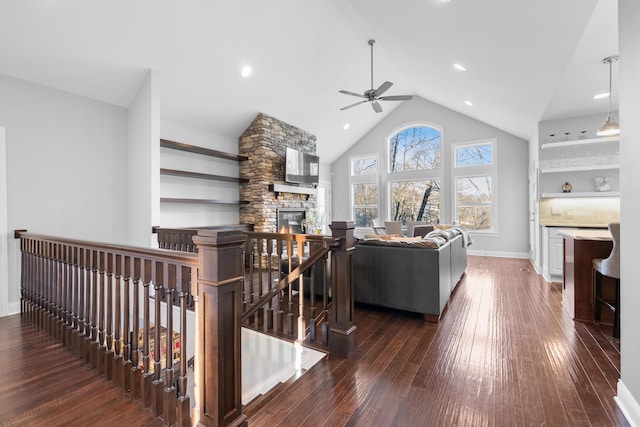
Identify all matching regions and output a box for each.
[0,127,8,316]
[128,70,160,247]
[331,96,529,257]
[159,118,242,228]
[617,0,640,423]
[0,73,130,314]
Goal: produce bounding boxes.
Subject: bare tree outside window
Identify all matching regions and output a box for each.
[390,180,440,223]
[454,141,494,230]
[388,126,441,224]
[456,176,492,230]
[353,183,378,227]
[389,126,441,172]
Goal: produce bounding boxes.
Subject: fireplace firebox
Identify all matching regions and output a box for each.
[277,208,306,234]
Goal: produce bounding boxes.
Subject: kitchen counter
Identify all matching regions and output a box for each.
[560,229,612,241]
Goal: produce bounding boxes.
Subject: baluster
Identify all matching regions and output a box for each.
[241,239,248,312]
[121,255,133,394]
[131,257,143,399]
[104,252,114,380]
[151,261,165,416]
[276,237,284,334]
[309,261,317,343]
[246,238,255,325]
[89,249,99,368]
[297,236,306,341]
[112,253,123,387]
[163,263,177,424]
[71,246,80,352]
[73,247,85,359]
[257,237,264,328]
[82,248,93,362]
[286,238,294,336]
[44,241,53,335]
[97,251,107,375]
[176,265,191,426]
[266,238,274,331]
[141,258,153,407]
[190,264,200,424]
[63,244,73,348]
[321,252,330,346]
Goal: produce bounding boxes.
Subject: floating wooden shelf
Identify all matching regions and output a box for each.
[540,136,619,150]
[161,198,249,205]
[160,168,248,183]
[160,139,248,161]
[540,192,620,198]
[540,164,620,174]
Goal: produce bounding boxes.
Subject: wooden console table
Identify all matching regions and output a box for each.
[561,229,613,322]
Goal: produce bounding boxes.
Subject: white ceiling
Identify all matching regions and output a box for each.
[0,0,618,163]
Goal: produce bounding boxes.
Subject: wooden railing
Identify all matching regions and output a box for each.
[15,222,356,426]
[242,232,335,347]
[153,224,253,253]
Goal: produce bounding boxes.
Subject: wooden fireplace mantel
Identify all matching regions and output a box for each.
[269,183,317,198]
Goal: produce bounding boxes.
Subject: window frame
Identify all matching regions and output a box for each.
[386,123,444,224]
[349,154,380,227]
[451,139,498,234]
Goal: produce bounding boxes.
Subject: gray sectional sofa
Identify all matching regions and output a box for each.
[353,228,470,321]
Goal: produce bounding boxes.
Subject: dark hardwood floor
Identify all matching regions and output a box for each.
[244,256,626,426]
[0,317,162,426]
[0,256,627,426]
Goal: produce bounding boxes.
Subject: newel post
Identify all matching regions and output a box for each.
[192,230,247,427]
[329,221,357,358]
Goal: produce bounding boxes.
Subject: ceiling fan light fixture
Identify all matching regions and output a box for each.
[338,39,412,113]
[596,55,619,137]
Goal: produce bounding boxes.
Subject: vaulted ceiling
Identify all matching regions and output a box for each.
[0,0,618,163]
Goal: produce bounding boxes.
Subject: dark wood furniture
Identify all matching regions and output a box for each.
[561,229,613,322]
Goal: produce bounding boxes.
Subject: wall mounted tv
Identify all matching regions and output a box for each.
[285,147,319,185]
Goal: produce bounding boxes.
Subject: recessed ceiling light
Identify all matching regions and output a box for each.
[593,92,609,100]
[464,100,473,106]
[343,123,351,130]
[240,65,252,78]
[453,63,466,71]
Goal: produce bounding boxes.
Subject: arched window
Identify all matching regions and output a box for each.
[388,125,442,224]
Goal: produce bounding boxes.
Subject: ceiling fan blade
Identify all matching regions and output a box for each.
[374,81,393,96]
[339,90,366,98]
[379,95,413,101]
[340,100,367,111]
[372,101,383,113]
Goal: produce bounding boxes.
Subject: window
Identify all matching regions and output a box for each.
[390,179,440,223]
[389,126,441,172]
[350,155,378,227]
[453,140,496,231]
[353,183,378,227]
[388,125,442,224]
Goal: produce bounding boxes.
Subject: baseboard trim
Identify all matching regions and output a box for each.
[466,249,529,259]
[616,379,640,426]
[7,301,20,316]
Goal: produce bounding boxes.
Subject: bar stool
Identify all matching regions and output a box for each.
[592,222,620,338]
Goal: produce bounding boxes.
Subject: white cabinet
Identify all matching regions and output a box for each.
[538,136,619,198]
[542,226,577,282]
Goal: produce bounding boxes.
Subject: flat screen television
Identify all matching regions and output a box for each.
[285,147,319,185]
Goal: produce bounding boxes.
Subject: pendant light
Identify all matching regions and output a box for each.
[597,55,620,137]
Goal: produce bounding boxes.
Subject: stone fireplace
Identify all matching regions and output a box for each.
[238,113,317,233]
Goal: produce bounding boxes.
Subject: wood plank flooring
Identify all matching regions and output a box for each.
[0,316,162,426]
[245,256,627,426]
[0,256,627,426]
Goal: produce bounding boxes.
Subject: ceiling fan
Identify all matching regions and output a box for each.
[339,39,412,113]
